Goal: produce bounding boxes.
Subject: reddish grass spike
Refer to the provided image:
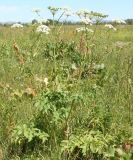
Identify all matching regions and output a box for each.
[13,42,25,65]
[25,86,37,97]
[0,147,3,160]
[124,144,133,151]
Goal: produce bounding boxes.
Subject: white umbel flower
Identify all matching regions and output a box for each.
[81,18,93,25]
[11,23,23,28]
[76,9,90,17]
[94,63,105,70]
[48,6,60,16]
[64,10,72,17]
[44,78,49,86]
[105,24,117,31]
[38,19,49,24]
[35,76,49,86]
[61,7,72,17]
[36,25,50,34]
[114,19,126,24]
[76,27,94,33]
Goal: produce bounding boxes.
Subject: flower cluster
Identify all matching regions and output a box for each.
[114,19,126,24]
[76,9,108,25]
[38,19,49,25]
[93,63,105,70]
[48,6,60,16]
[76,27,94,33]
[81,18,93,25]
[61,7,72,17]
[35,76,49,86]
[90,11,108,19]
[11,23,23,28]
[48,6,73,18]
[76,9,90,18]
[36,25,50,34]
[76,10,93,25]
[105,24,117,31]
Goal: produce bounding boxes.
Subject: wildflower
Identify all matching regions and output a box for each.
[100,63,105,70]
[105,24,117,31]
[61,7,72,17]
[94,63,105,70]
[24,87,36,97]
[36,25,50,34]
[76,27,94,33]
[116,148,125,156]
[35,76,43,83]
[48,6,60,16]
[71,63,77,70]
[90,11,108,19]
[128,78,132,85]
[76,10,83,17]
[64,10,72,17]
[11,89,23,98]
[38,19,49,25]
[44,78,48,86]
[35,76,49,86]
[11,23,23,28]
[5,83,10,88]
[81,18,93,25]
[114,19,126,24]
[92,84,97,89]
[76,9,90,18]
[76,10,107,21]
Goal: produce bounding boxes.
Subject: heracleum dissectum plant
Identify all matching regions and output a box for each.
[76,27,94,33]
[11,23,23,28]
[105,24,117,31]
[3,5,133,160]
[36,25,50,34]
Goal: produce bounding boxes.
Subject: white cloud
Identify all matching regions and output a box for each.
[0,5,18,12]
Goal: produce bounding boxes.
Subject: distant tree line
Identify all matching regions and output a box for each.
[0,19,133,26]
[31,19,83,25]
[125,19,133,25]
[31,18,133,25]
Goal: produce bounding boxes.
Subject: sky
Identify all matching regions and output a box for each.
[0,0,133,22]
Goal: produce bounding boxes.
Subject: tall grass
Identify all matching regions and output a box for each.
[0,24,133,160]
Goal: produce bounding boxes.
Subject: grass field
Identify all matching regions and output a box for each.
[0,24,133,160]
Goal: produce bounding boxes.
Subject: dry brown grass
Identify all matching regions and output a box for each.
[0,147,3,160]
